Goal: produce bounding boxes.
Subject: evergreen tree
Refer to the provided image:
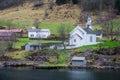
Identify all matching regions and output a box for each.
[115,0,120,13]
[72,0,79,4]
[56,0,67,5]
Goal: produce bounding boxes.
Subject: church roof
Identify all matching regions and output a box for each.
[94,30,102,36]
[82,28,96,34]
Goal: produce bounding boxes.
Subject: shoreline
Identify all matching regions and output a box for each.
[0,61,120,70]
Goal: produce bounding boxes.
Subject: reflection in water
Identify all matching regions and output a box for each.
[68,70,94,80]
[0,68,120,80]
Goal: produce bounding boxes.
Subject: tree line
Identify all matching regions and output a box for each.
[56,0,120,13]
[0,0,119,13]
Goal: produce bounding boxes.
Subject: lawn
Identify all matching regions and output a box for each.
[15,38,62,48]
[76,41,120,52]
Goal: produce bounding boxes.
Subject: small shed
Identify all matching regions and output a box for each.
[25,42,41,51]
[71,56,87,66]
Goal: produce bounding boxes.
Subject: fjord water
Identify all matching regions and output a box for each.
[0,68,120,80]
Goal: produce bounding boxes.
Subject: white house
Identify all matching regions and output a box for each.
[69,25,97,47]
[25,42,41,51]
[27,28,51,39]
[69,16,102,47]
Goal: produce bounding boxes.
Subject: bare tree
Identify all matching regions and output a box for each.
[0,41,16,56]
[58,24,69,50]
[33,19,40,29]
[44,9,49,18]
[48,0,54,10]
[0,42,8,56]
[79,11,89,25]
[78,0,115,12]
[104,6,116,40]
[32,0,44,8]
[6,20,13,29]
[97,5,118,41]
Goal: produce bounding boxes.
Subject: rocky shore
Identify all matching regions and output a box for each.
[0,61,120,71]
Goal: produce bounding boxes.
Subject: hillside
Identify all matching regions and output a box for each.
[0,0,119,34]
[0,0,80,25]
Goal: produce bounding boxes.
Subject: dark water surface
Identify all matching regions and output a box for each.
[0,68,120,80]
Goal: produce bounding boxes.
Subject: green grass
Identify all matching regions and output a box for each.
[6,50,29,60]
[40,22,74,34]
[15,38,62,48]
[0,20,75,34]
[45,50,69,66]
[76,41,120,52]
[0,20,8,26]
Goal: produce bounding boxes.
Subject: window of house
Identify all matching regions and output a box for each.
[74,39,76,42]
[90,36,93,42]
[30,34,34,37]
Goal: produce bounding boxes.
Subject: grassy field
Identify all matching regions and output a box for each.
[0,20,75,34]
[15,38,62,48]
[76,41,120,52]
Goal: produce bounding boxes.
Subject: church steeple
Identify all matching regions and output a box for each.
[86,16,93,30]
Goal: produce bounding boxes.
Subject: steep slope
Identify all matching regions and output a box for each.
[0,0,80,24]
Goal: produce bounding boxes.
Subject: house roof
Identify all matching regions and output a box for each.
[82,28,96,34]
[0,32,14,37]
[0,29,23,33]
[72,56,86,61]
[94,30,102,36]
[27,28,50,32]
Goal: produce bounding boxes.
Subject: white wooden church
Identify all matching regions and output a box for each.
[69,17,102,47]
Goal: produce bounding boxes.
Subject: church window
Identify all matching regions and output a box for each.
[74,39,76,42]
[90,36,93,42]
